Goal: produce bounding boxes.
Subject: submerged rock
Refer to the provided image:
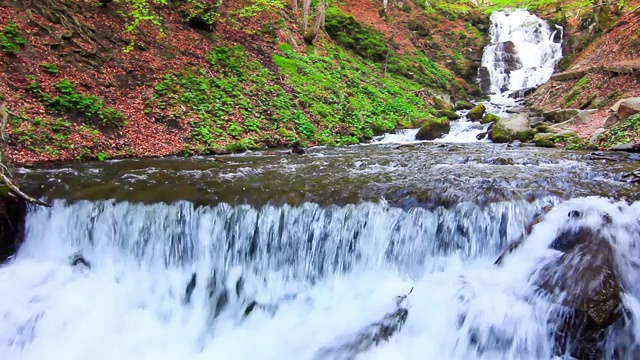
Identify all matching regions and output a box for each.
[415,117,450,140]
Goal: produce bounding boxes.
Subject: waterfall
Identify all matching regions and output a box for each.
[481,9,563,101]
[2,196,640,359]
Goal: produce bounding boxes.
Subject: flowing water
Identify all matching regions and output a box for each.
[481,9,563,116]
[1,10,640,360]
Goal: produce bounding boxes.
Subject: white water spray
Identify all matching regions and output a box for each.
[2,197,640,359]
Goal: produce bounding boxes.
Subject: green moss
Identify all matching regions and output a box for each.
[490,122,511,143]
[415,117,450,140]
[598,113,640,149]
[533,133,557,148]
[455,100,473,110]
[467,103,486,121]
[514,130,531,142]
[438,109,460,120]
[0,185,9,197]
[533,131,578,148]
[481,113,500,124]
[324,7,389,62]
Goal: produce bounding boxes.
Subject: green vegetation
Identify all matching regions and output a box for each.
[0,21,26,55]
[149,40,442,152]
[40,63,60,74]
[28,78,127,126]
[482,113,500,124]
[468,103,486,120]
[597,113,640,149]
[563,75,590,106]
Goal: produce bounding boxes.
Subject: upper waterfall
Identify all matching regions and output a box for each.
[480,9,563,98]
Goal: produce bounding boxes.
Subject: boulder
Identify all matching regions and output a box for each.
[534,227,623,359]
[603,113,621,128]
[617,97,640,120]
[495,41,522,72]
[454,101,473,111]
[530,117,546,128]
[415,117,450,141]
[610,143,640,152]
[489,122,512,143]
[610,99,624,113]
[543,109,580,124]
[502,113,531,133]
[573,110,592,125]
[534,133,557,148]
[438,109,461,120]
[467,103,486,121]
[481,113,500,124]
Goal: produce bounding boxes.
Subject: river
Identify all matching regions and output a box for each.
[1,9,640,360]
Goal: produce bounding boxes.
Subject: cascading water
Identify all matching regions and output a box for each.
[2,195,640,359]
[480,9,564,113]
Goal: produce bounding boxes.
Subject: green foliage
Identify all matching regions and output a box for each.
[29,78,126,126]
[324,7,389,62]
[40,63,59,74]
[563,75,590,106]
[96,152,108,161]
[234,0,285,18]
[598,114,640,149]
[0,21,26,55]
[116,0,168,51]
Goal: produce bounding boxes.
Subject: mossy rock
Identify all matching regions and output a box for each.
[536,125,554,133]
[415,117,451,140]
[514,130,532,142]
[490,122,511,143]
[468,103,486,121]
[454,100,473,110]
[438,109,461,120]
[534,133,557,148]
[481,113,500,124]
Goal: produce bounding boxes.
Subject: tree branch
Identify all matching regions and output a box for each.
[0,172,51,207]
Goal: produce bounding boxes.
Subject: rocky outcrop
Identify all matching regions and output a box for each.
[0,190,27,262]
[489,113,531,144]
[415,117,450,140]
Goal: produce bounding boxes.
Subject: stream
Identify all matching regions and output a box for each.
[1,9,640,360]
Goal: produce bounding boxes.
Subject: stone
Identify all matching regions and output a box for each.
[481,113,500,124]
[476,131,489,141]
[438,109,461,120]
[573,110,592,125]
[467,103,486,121]
[529,117,546,128]
[603,113,621,128]
[489,122,511,143]
[589,128,607,143]
[454,101,473,111]
[610,99,624,113]
[617,97,640,120]
[415,117,450,141]
[0,191,26,263]
[610,143,639,152]
[495,41,522,73]
[534,133,557,148]
[478,66,492,94]
[543,109,580,124]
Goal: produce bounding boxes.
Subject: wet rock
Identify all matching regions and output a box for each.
[507,87,536,99]
[610,143,640,152]
[502,113,530,132]
[415,117,450,140]
[543,109,580,124]
[467,103,486,121]
[495,41,522,72]
[184,272,197,304]
[507,139,521,148]
[292,143,306,155]
[617,97,640,121]
[485,157,515,165]
[0,190,26,263]
[70,253,91,269]
[478,67,492,94]
[476,131,489,141]
[481,113,500,124]
[533,130,577,148]
[489,122,512,143]
[534,227,623,359]
[621,169,640,184]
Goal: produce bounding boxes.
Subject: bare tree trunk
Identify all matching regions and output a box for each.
[302,0,311,33]
[383,0,389,11]
[292,0,298,14]
[312,0,325,38]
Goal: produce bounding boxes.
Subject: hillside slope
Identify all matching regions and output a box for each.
[0,0,488,165]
